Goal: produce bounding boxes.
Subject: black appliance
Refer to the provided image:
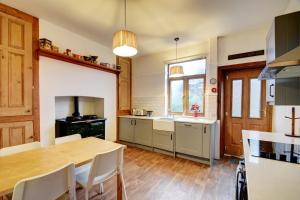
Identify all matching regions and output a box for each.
[236,160,248,200]
[55,97,106,139]
[248,139,300,164]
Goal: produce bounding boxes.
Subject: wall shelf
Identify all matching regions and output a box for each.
[38,48,120,75]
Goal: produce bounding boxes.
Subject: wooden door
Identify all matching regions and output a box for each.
[118,57,131,115]
[0,12,33,116]
[224,68,271,156]
[0,121,34,148]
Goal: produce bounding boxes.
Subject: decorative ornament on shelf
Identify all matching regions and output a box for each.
[169,37,184,78]
[191,103,200,117]
[112,0,137,57]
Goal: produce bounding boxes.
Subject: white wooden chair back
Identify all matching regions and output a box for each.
[55,134,82,144]
[12,163,76,200]
[87,146,124,188]
[0,142,41,156]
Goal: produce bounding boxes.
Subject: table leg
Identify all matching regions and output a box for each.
[117,173,123,200]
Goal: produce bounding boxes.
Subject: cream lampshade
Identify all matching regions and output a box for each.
[113,30,137,57]
[169,65,184,77]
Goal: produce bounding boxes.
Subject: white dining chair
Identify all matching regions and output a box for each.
[54,134,90,176]
[76,146,127,200]
[0,142,41,156]
[12,163,76,200]
[55,134,82,145]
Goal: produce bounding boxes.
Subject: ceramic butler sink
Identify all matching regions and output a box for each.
[153,117,174,132]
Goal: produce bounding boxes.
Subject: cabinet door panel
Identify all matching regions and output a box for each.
[0,13,32,116]
[202,125,211,159]
[153,130,173,151]
[118,57,131,114]
[175,122,203,157]
[119,79,130,110]
[119,118,134,142]
[0,121,33,148]
[134,119,152,147]
[8,19,24,50]
[8,52,24,107]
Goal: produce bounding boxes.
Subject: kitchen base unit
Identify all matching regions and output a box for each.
[175,122,215,166]
[119,117,153,149]
[118,116,216,166]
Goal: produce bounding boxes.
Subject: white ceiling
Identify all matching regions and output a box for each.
[1,0,290,56]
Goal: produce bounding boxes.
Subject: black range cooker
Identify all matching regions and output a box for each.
[55,97,106,140]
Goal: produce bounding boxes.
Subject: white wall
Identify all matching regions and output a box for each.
[218,26,268,66]
[55,96,104,119]
[285,0,300,14]
[39,19,117,146]
[132,38,218,119]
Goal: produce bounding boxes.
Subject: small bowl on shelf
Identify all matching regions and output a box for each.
[83,56,91,62]
[90,56,98,64]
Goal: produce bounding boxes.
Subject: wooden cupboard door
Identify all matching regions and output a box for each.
[0,13,33,116]
[118,57,131,114]
[0,121,34,148]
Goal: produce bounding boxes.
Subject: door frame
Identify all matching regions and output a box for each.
[217,61,272,157]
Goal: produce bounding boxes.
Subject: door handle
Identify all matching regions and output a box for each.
[184,124,192,127]
[134,119,136,125]
[269,83,275,98]
[171,134,173,141]
[203,126,206,134]
[130,119,133,126]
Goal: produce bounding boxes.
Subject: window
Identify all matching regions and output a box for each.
[168,58,206,115]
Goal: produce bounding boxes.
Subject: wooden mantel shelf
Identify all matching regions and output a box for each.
[38,48,120,75]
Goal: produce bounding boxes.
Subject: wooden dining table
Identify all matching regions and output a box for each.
[0,137,125,200]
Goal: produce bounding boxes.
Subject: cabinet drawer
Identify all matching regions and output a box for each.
[153,130,173,151]
[176,122,202,129]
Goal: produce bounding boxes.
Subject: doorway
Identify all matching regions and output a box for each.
[218,61,272,157]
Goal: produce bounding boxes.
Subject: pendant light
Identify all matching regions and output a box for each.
[112,0,137,57]
[169,37,184,77]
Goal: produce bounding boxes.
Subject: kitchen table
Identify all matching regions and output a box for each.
[0,137,125,200]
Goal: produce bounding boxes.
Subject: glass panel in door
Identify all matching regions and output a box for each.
[249,78,262,118]
[231,80,243,117]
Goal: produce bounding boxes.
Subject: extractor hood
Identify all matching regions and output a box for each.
[259,11,300,80]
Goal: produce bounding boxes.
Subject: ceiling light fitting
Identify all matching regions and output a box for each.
[169,37,184,78]
[112,0,137,57]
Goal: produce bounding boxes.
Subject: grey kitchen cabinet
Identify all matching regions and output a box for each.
[119,118,135,142]
[119,118,153,147]
[275,77,300,105]
[175,122,203,157]
[266,79,275,103]
[134,119,153,147]
[202,125,211,159]
[153,130,174,152]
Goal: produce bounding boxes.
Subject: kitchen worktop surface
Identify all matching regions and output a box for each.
[118,115,216,124]
[242,130,300,200]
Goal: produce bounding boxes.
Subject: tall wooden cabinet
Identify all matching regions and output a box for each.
[117,57,132,115]
[0,3,39,148]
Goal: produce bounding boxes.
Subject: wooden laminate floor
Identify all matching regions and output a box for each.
[77,147,237,200]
